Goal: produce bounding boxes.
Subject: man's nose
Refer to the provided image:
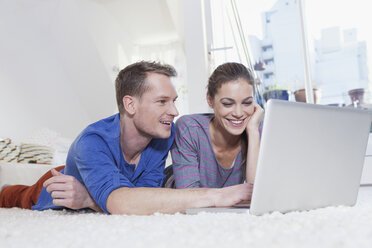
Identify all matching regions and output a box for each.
[169,102,179,117]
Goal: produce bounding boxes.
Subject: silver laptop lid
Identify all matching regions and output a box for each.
[250,100,371,215]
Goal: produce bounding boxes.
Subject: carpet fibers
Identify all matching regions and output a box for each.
[1,187,372,248]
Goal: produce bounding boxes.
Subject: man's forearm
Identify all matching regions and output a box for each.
[106,184,250,215]
[107,187,213,215]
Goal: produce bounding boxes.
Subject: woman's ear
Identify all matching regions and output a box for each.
[122,95,136,115]
[206,93,214,108]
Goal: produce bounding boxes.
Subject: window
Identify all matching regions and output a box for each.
[210,0,372,108]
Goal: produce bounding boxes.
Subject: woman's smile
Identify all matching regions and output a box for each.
[226,118,247,128]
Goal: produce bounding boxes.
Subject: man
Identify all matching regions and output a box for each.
[0,61,251,215]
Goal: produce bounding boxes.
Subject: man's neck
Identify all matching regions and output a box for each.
[119,114,152,164]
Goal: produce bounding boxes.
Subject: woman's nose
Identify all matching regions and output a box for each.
[232,105,243,118]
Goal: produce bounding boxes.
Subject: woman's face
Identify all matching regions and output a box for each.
[208,79,254,136]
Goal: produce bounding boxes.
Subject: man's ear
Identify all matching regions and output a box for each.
[122,95,136,115]
[206,93,214,108]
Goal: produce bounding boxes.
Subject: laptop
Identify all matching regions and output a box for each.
[186,99,371,215]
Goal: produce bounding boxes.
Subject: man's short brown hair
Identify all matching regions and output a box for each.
[115,61,177,114]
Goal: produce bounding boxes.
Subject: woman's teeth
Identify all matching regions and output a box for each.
[231,120,243,124]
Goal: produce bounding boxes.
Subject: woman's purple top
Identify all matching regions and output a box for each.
[171,114,245,189]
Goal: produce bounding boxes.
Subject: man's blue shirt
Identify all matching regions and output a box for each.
[32,113,175,213]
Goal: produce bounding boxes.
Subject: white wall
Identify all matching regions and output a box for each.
[182,0,210,114]
[0,0,119,142]
[0,0,205,142]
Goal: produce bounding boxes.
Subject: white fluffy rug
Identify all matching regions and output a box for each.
[1,187,372,248]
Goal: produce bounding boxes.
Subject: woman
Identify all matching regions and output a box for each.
[170,62,264,194]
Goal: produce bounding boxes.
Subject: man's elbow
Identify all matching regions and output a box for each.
[106,187,135,215]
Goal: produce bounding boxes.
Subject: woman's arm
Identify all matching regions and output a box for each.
[245,102,264,185]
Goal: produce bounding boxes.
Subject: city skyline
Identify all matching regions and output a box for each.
[235,0,371,105]
[238,0,372,78]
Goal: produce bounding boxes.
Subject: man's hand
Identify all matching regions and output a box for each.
[43,169,101,212]
[212,183,254,207]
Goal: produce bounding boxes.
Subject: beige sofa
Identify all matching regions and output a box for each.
[0,162,55,186]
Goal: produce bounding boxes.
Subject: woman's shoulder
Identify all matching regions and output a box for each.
[175,113,213,131]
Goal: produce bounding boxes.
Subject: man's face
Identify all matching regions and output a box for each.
[133,73,179,139]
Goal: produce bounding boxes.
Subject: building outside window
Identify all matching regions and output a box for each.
[209,0,371,108]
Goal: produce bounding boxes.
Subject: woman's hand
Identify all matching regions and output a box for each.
[246,102,264,133]
[245,102,263,184]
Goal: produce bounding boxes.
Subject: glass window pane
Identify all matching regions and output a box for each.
[305,0,370,107]
[210,0,371,108]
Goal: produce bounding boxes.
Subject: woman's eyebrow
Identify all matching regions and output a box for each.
[220,97,235,101]
[220,96,253,101]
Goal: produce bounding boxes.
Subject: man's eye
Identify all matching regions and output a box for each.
[158,100,166,104]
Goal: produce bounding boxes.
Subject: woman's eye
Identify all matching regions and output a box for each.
[222,102,233,106]
[243,102,253,106]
